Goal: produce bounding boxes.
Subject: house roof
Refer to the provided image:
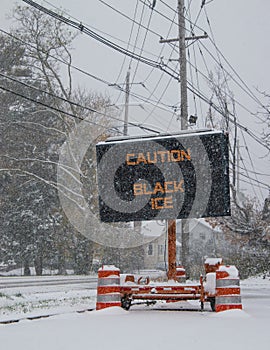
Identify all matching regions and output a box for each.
[176,218,222,233]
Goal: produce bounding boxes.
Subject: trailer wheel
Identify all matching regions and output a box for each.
[121,296,132,310]
[209,297,216,312]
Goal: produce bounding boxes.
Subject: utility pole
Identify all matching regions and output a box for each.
[163,0,189,280]
[123,67,142,234]
[123,67,130,136]
[178,0,188,130]
[178,0,190,278]
[237,139,240,192]
[160,1,208,279]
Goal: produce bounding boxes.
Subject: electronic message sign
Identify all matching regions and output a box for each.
[96,130,230,222]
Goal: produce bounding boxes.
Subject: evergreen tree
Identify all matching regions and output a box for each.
[0,4,116,275]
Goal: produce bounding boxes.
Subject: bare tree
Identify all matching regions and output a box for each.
[207,69,238,188]
[256,90,270,152]
[205,68,270,276]
[0,4,116,275]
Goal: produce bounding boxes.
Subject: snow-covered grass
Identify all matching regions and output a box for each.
[0,274,97,322]
[0,268,75,276]
[0,276,269,350]
[0,289,96,321]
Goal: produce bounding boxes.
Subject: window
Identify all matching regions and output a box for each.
[158,245,164,256]
[148,244,153,255]
[199,232,206,240]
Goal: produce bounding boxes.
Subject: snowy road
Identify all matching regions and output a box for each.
[0,275,97,290]
[239,278,270,319]
[0,276,269,350]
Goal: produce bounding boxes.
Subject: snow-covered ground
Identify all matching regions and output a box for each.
[0,275,97,321]
[0,276,269,350]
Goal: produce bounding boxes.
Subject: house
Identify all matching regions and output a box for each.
[143,231,181,270]
[142,218,224,270]
[178,218,223,257]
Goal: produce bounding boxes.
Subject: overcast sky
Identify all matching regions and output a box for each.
[1,0,269,203]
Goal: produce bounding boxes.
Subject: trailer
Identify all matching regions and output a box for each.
[96,259,242,313]
[120,274,212,311]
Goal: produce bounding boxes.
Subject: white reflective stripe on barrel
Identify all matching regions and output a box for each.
[216,279,240,288]
[216,295,242,304]
[96,294,121,303]
[98,278,120,286]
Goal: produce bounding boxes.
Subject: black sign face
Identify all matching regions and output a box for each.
[96,130,230,222]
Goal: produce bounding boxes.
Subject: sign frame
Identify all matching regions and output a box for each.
[96,129,230,222]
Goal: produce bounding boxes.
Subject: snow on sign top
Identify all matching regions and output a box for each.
[96,130,230,223]
[98,265,120,272]
[205,258,223,265]
[99,128,221,144]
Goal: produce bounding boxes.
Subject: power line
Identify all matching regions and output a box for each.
[167,44,269,149]
[130,1,154,85]
[191,40,204,122]
[236,169,270,192]
[161,31,267,133]
[41,0,159,60]
[124,1,178,135]
[14,2,270,151]
[2,1,268,203]
[187,47,263,122]
[0,29,107,85]
[0,77,161,135]
[39,0,178,120]
[0,84,102,125]
[22,0,190,85]
[166,3,270,125]
[167,28,266,129]
[0,72,93,114]
[159,40,268,147]
[203,7,270,116]
[186,4,199,118]
[113,0,140,105]
[159,0,208,36]
[237,152,257,198]
[139,9,179,104]
[139,0,179,31]
[139,19,180,128]
[235,176,269,192]
[22,0,166,71]
[141,71,176,129]
[187,48,198,116]
[187,80,270,151]
[0,28,178,114]
[240,129,265,200]
[6,1,188,129]
[229,162,269,193]
[236,164,270,178]
[97,0,162,38]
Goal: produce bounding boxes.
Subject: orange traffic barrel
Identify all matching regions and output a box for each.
[96,265,121,310]
[215,265,242,312]
[176,266,186,283]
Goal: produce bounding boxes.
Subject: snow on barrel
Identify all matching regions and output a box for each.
[96,265,121,310]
